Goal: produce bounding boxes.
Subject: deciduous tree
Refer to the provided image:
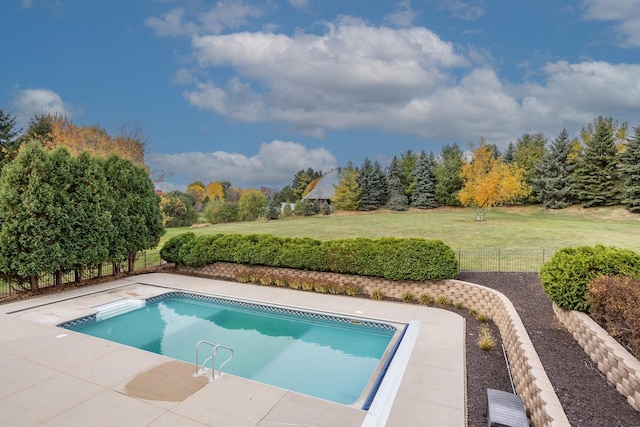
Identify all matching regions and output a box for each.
[239,189,267,220]
[187,181,206,210]
[332,165,360,211]
[458,143,530,221]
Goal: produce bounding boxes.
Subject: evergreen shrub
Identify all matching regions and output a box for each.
[159,232,196,264]
[161,233,459,280]
[540,245,640,311]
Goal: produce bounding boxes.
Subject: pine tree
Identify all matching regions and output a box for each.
[621,125,640,213]
[358,158,386,211]
[433,143,464,206]
[387,156,408,211]
[532,129,576,209]
[411,151,438,209]
[265,198,280,220]
[574,117,622,207]
[503,142,515,164]
[0,109,22,169]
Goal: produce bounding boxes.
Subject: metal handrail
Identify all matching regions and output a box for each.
[194,340,234,381]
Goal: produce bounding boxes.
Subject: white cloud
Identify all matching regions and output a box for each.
[287,0,309,10]
[434,0,485,21]
[582,0,640,47]
[149,140,338,188]
[145,8,188,37]
[146,0,262,36]
[12,88,71,126]
[384,1,417,28]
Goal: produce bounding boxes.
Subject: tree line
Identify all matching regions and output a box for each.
[165,115,640,227]
[0,109,163,291]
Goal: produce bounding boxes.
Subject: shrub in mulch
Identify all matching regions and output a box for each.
[587,275,640,358]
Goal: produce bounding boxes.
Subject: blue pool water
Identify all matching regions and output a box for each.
[60,292,398,405]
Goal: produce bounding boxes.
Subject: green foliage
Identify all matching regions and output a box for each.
[621,125,640,213]
[513,132,547,201]
[161,191,198,227]
[433,143,464,206]
[358,158,387,211]
[0,109,21,170]
[204,201,239,223]
[291,168,322,200]
[387,156,408,211]
[587,275,640,356]
[332,166,360,210]
[411,151,438,209]
[160,232,196,264]
[540,245,640,311]
[164,233,459,280]
[265,198,280,220]
[398,149,419,202]
[574,116,622,207]
[532,129,576,209]
[238,189,267,221]
[295,199,319,216]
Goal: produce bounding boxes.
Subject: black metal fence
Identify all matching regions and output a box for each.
[0,249,163,300]
[457,248,556,272]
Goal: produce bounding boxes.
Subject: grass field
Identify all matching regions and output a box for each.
[158,205,640,252]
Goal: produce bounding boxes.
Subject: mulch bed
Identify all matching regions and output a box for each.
[459,272,640,427]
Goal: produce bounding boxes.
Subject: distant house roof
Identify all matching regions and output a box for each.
[302,168,341,201]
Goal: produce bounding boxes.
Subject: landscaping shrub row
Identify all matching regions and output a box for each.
[161,233,459,280]
[540,245,640,312]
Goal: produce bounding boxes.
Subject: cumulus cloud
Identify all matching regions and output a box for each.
[149,140,338,188]
[12,88,71,125]
[582,0,640,47]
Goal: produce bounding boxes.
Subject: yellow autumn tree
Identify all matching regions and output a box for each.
[186,181,206,210]
[205,181,225,203]
[47,114,147,168]
[458,143,530,221]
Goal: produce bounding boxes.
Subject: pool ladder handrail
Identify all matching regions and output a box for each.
[194,340,234,381]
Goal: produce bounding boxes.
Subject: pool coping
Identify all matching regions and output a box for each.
[0,272,466,427]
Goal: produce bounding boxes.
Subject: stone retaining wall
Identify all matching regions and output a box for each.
[553,303,640,411]
[174,263,570,426]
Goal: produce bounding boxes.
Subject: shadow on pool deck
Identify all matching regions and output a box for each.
[0,272,465,427]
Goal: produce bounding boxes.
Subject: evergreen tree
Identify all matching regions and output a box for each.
[358,158,386,211]
[387,156,408,211]
[503,142,515,164]
[532,129,576,209]
[433,143,464,206]
[0,109,22,169]
[23,114,54,148]
[398,150,419,204]
[574,117,622,207]
[411,151,438,209]
[265,198,280,220]
[333,165,360,210]
[373,161,388,204]
[621,125,640,213]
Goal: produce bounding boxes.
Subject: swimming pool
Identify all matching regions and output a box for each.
[59,292,401,406]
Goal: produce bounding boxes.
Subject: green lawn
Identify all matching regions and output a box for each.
[159,205,640,252]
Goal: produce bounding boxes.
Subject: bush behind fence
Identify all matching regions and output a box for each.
[0,249,163,300]
[0,248,552,300]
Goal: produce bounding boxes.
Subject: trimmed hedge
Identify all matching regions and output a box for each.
[539,245,640,312]
[161,233,459,280]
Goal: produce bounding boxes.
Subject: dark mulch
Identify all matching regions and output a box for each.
[459,272,640,427]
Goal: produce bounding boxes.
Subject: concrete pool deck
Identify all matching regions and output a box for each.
[0,272,466,427]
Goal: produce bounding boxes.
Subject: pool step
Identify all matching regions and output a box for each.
[95,299,146,321]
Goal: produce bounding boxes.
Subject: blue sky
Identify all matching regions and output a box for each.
[1,0,639,191]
